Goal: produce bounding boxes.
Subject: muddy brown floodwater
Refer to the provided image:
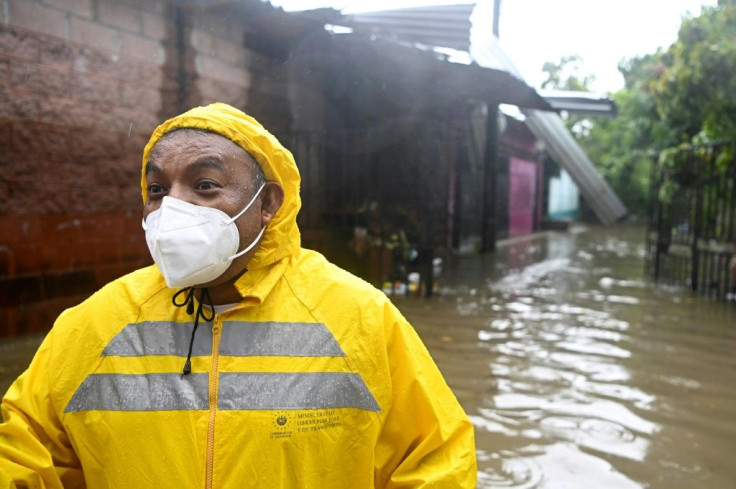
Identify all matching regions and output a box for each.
[396,225,736,488]
[1,225,734,488]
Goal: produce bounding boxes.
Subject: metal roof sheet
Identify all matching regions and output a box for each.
[303,33,552,113]
[343,3,476,52]
[538,90,618,117]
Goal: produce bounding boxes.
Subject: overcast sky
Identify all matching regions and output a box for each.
[272,0,717,93]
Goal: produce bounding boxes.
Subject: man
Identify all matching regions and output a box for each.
[0,103,476,488]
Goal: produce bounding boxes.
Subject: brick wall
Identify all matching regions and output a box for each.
[0,0,328,337]
[0,0,314,337]
[0,0,180,336]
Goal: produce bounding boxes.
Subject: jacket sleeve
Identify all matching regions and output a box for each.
[0,330,83,489]
[374,302,477,488]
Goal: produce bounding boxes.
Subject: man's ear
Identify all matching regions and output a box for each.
[260,182,285,226]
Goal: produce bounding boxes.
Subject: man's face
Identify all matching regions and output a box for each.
[143,129,267,287]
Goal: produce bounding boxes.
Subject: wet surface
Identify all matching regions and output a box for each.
[1,225,735,488]
[396,225,736,488]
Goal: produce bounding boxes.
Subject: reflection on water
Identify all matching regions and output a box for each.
[0,226,734,488]
[397,225,736,488]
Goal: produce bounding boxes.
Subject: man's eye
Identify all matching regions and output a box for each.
[196,181,217,190]
[148,184,165,194]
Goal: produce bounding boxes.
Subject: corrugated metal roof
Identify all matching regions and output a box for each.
[538,90,618,117]
[343,3,476,52]
[303,33,552,113]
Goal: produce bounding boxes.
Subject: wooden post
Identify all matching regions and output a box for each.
[481,105,499,253]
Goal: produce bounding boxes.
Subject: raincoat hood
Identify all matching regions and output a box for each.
[141,103,302,274]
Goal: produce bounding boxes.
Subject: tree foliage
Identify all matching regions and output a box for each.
[541,55,595,92]
[540,1,736,215]
[654,1,736,143]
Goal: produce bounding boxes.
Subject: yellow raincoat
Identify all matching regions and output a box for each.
[0,104,477,488]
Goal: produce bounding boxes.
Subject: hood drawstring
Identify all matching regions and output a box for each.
[173,287,214,376]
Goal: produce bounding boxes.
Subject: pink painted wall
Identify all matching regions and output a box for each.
[508,157,537,237]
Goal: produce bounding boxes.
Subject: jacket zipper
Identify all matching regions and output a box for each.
[205,315,222,489]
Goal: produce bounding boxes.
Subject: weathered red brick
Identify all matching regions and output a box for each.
[0,88,40,121]
[0,216,40,251]
[11,121,73,156]
[96,154,139,183]
[96,0,141,33]
[7,176,73,213]
[120,238,148,262]
[195,56,251,87]
[191,28,215,55]
[8,242,38,274]
[8,0,68,40]
[1,149,45,184]
[111,56,163,87]
[193,13,239,45]
[0,181,9,214]
[214,38,243,67]
[107,0,167,15]
[119,31,164,65]
[39,42,78,72]
[0,119,12,154]
[0,58,8,88]
[120,184,143,208]
[94,262,140,286]
[0,27,41,63]
[79,183,122,214]
[72,47,115,76]
[69,16,118,53]
[40,215,85,245]
[45,0,94,19]
[69,73,116,104]
[142,12,170,41]
[82,215,127,241]
[36,156,98,192]
[9,60,72,95]
[37,96,99,129]
[68,126,123,159]
[107,106,159,136]
[198,77,248,107]
[118,84,161,109]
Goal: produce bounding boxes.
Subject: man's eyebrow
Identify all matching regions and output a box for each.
[145,162,161,175]
[189,157,226,172]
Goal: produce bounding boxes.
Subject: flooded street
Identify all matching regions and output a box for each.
[1,225,735,488]
[397,225,736,488]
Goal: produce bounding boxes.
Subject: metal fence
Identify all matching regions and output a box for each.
[646,141,736,301]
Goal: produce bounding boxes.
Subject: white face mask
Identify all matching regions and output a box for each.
[142,184,266,288]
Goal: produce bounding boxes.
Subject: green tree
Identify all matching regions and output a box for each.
[654,0,736,143]
[541,55,595,92]
[544,1,736,215]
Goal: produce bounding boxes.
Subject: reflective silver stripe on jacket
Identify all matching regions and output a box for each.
[65,372,380,413]
[219,322,345,357]
[103,321,213,357]
[218,372,380,412]
[64,373,209,412]
[103,321,343,358]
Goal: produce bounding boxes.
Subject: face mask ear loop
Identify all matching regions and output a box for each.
[225,183,266,225]
[228,225,267,261]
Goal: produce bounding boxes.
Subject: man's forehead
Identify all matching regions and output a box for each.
[149,128,253,162]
